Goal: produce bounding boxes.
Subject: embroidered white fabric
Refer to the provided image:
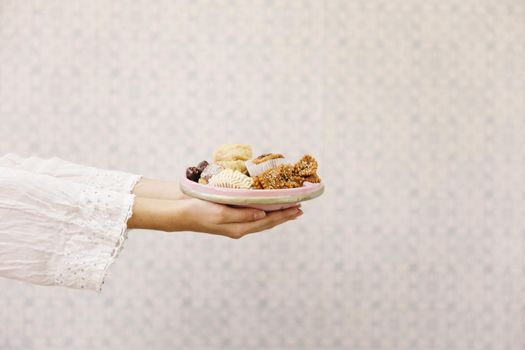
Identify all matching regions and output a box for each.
[0,153,141,194]
[0,155,141,292]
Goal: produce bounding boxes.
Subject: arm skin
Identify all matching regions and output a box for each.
[132,178,186,200]
[127,178,303,239]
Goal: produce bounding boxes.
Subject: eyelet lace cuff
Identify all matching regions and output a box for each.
[53,187,136,292]
[0,167,138,292]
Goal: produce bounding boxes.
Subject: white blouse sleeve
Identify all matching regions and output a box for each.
[0,153,142,194]
[0,166,135,292]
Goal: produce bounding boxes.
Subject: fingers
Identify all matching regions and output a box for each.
[221,206,303,239]
[181,198,303,238]
[218,206,267,224]
[242,207,302,233]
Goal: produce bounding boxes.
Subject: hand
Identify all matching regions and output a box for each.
[177,198,303,239]
[127,196,303,239]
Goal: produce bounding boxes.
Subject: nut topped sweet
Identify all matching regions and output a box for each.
[293,154,319,177]
[251,155,321,189]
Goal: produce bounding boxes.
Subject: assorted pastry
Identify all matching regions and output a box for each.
[185,144,321,190]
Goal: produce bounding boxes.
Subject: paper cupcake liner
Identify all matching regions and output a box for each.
[246,157,288,177]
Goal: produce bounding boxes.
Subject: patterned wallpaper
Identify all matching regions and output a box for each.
[1,0,524,349]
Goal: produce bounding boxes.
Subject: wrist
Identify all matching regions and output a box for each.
[163,199,189,232]
[128,197,183,232]
[133,178,185,201]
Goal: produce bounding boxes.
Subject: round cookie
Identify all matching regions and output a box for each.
[216,160,248,174]
[213,144,252,162]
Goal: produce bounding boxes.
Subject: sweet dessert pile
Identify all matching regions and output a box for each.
[185,144,321,190]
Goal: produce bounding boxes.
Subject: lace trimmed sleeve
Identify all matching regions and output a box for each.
[0,167,135,292]
[0,153,142,194]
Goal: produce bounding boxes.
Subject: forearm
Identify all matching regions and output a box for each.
[132,178,185,200]
[127,197,187,232]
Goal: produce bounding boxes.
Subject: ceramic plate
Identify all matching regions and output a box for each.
[180,176,324,211]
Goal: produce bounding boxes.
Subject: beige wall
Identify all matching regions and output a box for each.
[1,1,524,349]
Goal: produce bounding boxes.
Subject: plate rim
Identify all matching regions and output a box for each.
[179,178,325,205]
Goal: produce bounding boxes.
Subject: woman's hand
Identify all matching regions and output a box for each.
[177,198,303,239]
[127,196,303,239]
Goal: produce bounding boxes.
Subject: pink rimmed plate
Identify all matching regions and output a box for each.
[180,176,324,211]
